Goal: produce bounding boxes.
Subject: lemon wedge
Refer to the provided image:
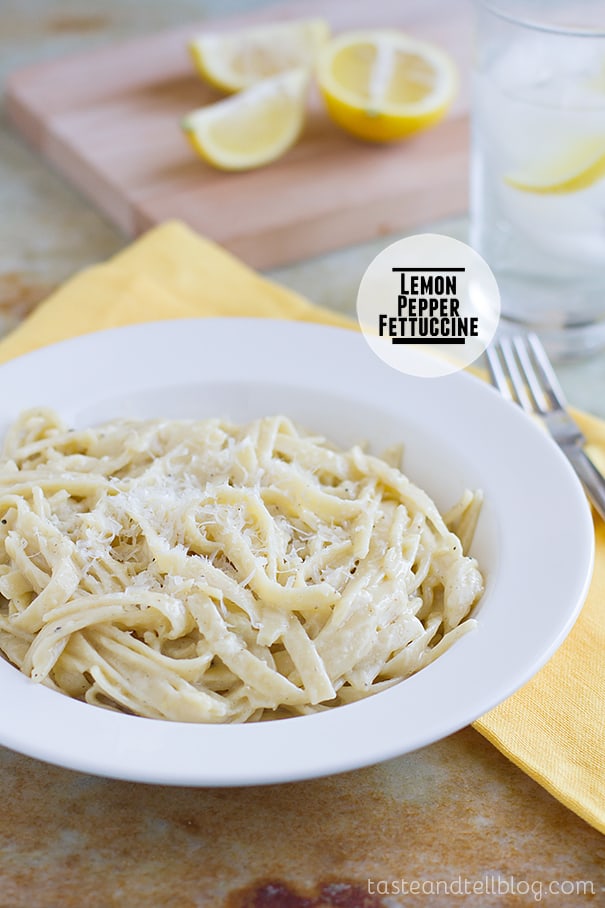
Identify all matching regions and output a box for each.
[505,136,605,194]
[189,18,330,93]
[316,30,457,142]
[182,68,309,171]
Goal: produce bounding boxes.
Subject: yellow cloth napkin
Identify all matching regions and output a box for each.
[0,222,350,364]
[1,221,603,834]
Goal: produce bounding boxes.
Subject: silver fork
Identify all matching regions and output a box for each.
[486,332,605,521]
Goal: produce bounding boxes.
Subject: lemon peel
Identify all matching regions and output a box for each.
[505,136,605,194]
[189,19,329,93]
[182,68,309,171]
[316,29,457,143]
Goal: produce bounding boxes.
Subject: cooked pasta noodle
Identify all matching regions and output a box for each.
[0,409,483,722]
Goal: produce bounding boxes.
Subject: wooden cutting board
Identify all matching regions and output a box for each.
[6,0,472,269]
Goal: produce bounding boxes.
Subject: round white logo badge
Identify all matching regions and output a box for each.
[357,234,500,378]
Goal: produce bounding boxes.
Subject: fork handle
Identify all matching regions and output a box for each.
[563,446,605,523]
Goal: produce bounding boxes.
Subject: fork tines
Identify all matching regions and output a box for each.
[487,332,605,521]
[485,333,568,417]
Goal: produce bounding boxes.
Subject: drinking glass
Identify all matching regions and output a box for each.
[470,0,605,358]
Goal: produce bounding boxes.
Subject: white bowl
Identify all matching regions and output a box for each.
[0,319,593,784]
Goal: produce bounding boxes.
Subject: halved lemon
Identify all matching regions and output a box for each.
[505,135,605,194]
[316,30,457,142]
[189,18,330,93]
[182,68,309,171]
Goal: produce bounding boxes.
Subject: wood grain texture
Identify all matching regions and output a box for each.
[6,0,472,268]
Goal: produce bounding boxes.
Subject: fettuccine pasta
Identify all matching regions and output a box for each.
[0,410,483,722]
